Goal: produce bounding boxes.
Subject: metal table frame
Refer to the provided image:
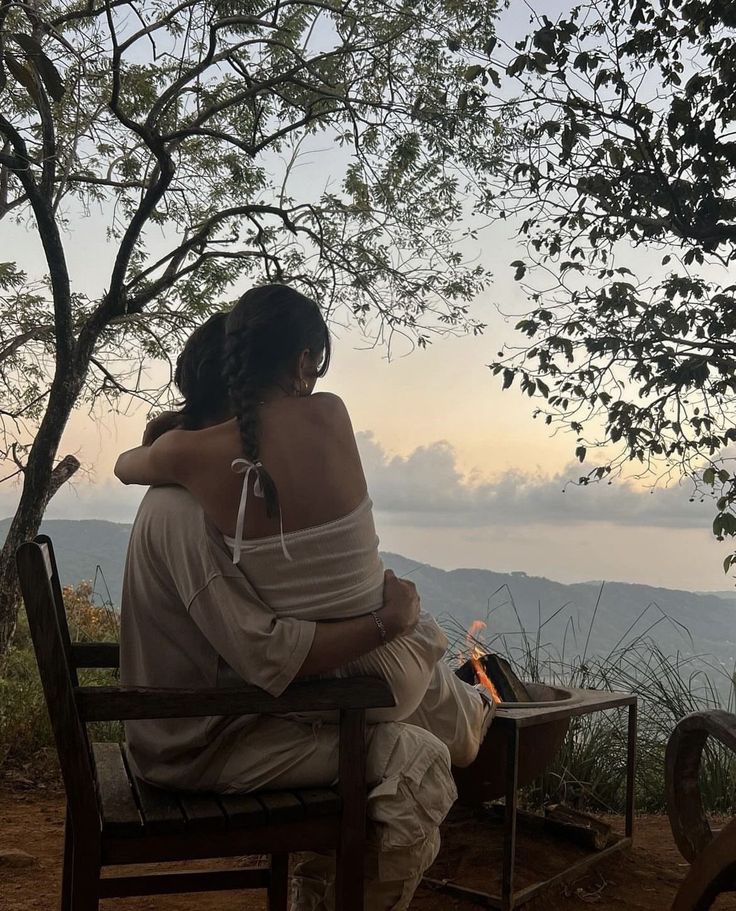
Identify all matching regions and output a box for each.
[425,688,637,910]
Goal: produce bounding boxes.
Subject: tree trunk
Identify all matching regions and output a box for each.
[0,453,81,654]
[0,375,84,655]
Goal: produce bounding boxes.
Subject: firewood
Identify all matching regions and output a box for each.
[545,804,611,850]
[481,654,532,703]
[454,654,532,703]
[482,802,611,851]
[482,802,546,832]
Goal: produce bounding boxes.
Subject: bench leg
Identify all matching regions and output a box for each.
[268,853,289,911]
[70,841,100,911]
[60,810,73,911]
[336,709,367,911]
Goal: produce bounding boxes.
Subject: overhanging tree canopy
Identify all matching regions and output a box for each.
[487,0,736,563]
[0,0,504,652]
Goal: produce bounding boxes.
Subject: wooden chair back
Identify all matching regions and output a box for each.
[16,535,394,911]
[16,539,99,834]
[34,534,79,686]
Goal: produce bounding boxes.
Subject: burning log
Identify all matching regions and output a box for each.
[456,652,532,704]
[464,621,503,703]
[480,655,532,703]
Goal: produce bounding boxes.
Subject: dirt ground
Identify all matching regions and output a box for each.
[2,789,735,910]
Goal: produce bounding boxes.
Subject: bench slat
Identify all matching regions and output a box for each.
[94,745,338,836]
[295,788,341,818]
[179,793,228,831]
[218,793,269,828]
[92,742,144,836]
[258,791,305,824]
[121,746,187,835]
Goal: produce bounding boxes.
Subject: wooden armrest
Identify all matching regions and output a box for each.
[75,676,395,722]
[666,709,736,863]
[71,642,120,668]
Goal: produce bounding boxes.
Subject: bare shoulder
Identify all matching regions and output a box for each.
[304,392,353,427]
[261,392,367,510]
[308,390,348,411]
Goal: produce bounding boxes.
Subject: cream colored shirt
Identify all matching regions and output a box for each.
[120,485,316,789]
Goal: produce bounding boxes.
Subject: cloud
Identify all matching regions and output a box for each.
[0,432,715,533]
[0,478,144,525]
[356,432,714,530]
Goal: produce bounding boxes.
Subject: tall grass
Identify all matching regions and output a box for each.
[3,578,736,813]
[0,581,121,782]
[442,582,736,814]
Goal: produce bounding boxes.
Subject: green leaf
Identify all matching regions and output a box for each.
[560,260,584,273]
[507,55,527,79]
[533,27,556,57]
[464,65,484,81]
[487,68,501,89]
[541,120,562,136]
[703,467,716,486]
[510,260,526,281]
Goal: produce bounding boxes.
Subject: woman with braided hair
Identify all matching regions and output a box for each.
[116,284,493,911]
[136,311,231,445]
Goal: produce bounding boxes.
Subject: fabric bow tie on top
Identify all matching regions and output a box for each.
[230,457,293,563]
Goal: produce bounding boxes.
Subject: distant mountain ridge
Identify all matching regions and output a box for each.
[0,517,132,606]
[3,517,735,666]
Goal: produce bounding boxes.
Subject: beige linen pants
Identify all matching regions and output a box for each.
[213,613,486,909]
[336,612,486,767]
[215,717,456,910]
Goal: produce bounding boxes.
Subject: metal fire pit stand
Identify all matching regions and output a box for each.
[424,688,637,910]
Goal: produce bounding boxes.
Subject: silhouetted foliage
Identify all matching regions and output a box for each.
[488,1,736,567]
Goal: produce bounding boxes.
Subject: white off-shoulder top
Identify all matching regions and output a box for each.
[223,467,384,621]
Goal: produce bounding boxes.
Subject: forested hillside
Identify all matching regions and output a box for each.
[5,518,735,671]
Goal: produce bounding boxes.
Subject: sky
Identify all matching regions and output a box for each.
[2,2,735,593]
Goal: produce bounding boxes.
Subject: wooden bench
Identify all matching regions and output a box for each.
[16,535,395,910]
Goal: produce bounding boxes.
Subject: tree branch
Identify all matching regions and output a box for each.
[45,454,80,506]
[77,4,175,344]
[0,329,52,364]
[0,115,74,369]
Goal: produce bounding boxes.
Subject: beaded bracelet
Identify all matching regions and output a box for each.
[371,610,388,644]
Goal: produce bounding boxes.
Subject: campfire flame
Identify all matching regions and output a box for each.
[466,620,502,704]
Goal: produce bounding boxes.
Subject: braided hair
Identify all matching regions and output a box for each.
[224,284,331,517]
[174,312,229,429]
